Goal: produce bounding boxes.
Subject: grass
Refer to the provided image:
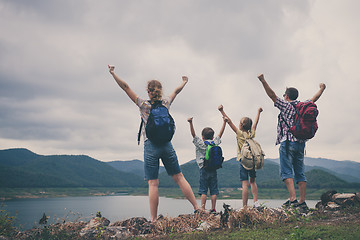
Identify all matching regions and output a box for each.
[165,223,360,240]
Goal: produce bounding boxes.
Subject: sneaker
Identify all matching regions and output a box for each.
[282,199,299,208]
[295,201,309,211]
[209,209,216,214]
[194,209,204,214]
[253,201,260,208]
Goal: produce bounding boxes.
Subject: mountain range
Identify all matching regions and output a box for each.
[267,157,360,184]
[1,148,359,189]
[0,148,145,188]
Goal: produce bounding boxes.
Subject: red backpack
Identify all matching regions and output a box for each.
[289,101,318,140]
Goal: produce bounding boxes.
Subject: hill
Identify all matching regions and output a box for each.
[0,148,145,188]
[1,148,359,189]
[268,157,360,183]
[108,160,165,177]
[158,158,358,189]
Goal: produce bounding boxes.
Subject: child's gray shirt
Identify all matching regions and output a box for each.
[192,136,221,169]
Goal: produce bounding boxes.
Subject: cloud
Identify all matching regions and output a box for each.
[0,0,359,163]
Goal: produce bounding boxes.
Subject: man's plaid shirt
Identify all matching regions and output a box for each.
[274,97,306,145]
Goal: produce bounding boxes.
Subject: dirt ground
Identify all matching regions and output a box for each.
[309,207,360,226]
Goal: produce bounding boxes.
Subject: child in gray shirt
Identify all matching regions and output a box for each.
[187,116,227,213]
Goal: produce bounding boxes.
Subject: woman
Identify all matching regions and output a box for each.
[108,65,199,222]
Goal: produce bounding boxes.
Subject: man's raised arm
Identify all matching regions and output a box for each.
[311,83,326,103]
[257,74,277,103]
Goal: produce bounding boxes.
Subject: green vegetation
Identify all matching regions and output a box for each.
[0,155,146,188]
[0,187,147,200]
[167,223,360,240]
[159,159,360,190]
[1,149,359,201]
[1,149,360,191]
[0,207,17,238]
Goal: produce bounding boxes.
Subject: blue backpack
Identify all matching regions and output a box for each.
[138,100,175,145]
[204,141,224,170]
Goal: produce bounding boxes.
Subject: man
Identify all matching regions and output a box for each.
[257,74,326,210]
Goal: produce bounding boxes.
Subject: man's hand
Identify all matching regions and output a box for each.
[182,76,188,84]
[218,105,224,112]
[108,65,115,74]
[258,74,265,82]
[187,117,193,123]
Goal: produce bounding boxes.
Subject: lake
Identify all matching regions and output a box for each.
[2,196,319,230]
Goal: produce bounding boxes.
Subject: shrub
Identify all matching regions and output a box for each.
[0,208,17,237]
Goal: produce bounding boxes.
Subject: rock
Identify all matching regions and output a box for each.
[111,230,132,239]
[321,190,337,206]
[315,201,323,210]
[105,226,131,239]
[79,216,110,238]
[111,217,153,235]
[355,193,360,205]
[197,221,211,231]
[333,193,360,207]
[318,192,360,210]
[326,202,341,210]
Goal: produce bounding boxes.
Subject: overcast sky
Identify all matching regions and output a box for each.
[1,0,359,164]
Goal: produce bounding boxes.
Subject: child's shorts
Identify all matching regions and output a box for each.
[239,163,256,181]
[144,140,181,181]
[198,168,219,196]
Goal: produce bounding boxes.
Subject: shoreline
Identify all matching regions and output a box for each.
[3,187,360,202]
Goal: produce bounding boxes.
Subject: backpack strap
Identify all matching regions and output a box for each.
[289,101,298,111]
[204,141,215,146]
[244,137,256,171]
[243,130,253,140]
[278,113,291,156]
[151,100,162,109]
[204,141,215,160]
[137,100,154,145]
[137,118,144,145]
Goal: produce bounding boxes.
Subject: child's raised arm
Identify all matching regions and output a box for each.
[169,76,189,103]
[218,105,238,133]
[252,107,263,131]
[187,117,196,138]
[218,116,228,138]
[108,65,138,103]
[310,83,326,103]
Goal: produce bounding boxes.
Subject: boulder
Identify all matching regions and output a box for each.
[317,191,360,210]
[79,216,110,238]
